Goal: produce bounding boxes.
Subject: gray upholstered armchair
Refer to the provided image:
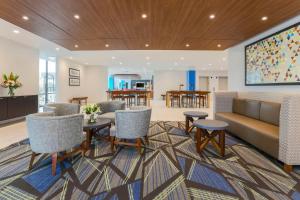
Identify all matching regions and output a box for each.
[43,103,80,116]
[26,112,85,175]
[97,101,126,123]
[110,106,152,154]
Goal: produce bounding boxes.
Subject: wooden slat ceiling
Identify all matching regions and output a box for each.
[0,0,300,50]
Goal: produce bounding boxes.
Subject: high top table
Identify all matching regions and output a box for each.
[193,119,228,157]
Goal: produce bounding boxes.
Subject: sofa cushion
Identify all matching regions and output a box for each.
[260,101,281,126]
[215,112,279,158]
[98,112,115,123]
[244,99,261,120]
[232,98,246,115]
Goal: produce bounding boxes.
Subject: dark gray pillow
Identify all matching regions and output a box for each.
[244,99,261,120]
[260,101,281,126]
[232,98,246,116]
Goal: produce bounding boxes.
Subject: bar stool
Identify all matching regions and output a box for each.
[182,94,194,108]
[112,94,123,101]
[196,95,205,108]
[122,95,135,107]
[137,94,147,106]
[171,92,181,107]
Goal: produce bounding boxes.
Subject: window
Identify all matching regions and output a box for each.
[39,57,56,107]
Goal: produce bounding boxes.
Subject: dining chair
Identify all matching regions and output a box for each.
[97,101,126,123]
[110,107,152,154]
[26,112,85,175]
[43,103,80,116]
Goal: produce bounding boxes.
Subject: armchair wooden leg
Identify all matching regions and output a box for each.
[110,136,115,152]
[284,164,293,173]
[51,153,58,176]
[28,152,37,170]
[137,138,142,155]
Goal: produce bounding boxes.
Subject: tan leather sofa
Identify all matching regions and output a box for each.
[213,92,300,172]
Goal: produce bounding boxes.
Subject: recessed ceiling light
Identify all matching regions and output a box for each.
[209,14,215,19]
[185,43,190,47]
[217,44,221,48]
[146,62,150,65]
[145,56,150,60]
[112,56,116,59]
[222,57,227,61]
[141,14,147,19]
[13,30,20,34]
[74,14,80,19]
[119,62,123,65]
[22,15,29,20]
[261,16,268,21]
[208,63,212,66]
[145,43,149,47]
[180,57,184,60]
[105,44,109,47]
[74,44,79,48]
[69,56,73,60]
[55,47,60,51]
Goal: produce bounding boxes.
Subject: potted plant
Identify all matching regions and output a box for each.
[82,104,100,123]
[0,72,22,96]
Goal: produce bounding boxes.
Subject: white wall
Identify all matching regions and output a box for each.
[196,70,228,91]
[219,77,228,91]
[228,15,300,92]
[199,77,209,90]
[56,58,108,103]
[153,70,186,100]
[84,66,108,103]
[56,58,86,102]
[0,37,39,97]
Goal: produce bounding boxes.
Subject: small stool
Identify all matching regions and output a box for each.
[193,120,228,157]
[183,111,208,134]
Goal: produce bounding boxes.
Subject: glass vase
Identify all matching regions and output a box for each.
[8,87,15,96]
[88,113,96,123]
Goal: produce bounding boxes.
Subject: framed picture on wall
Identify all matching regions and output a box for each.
[245,22,300,85]
[69,68,80,77]
[69,78,80,86]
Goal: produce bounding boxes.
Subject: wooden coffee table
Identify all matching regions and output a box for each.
[183,111,208,135]
[193,119,228,156]
[83,118,112,150]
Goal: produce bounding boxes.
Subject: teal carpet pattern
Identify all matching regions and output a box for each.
[1,121,300,199]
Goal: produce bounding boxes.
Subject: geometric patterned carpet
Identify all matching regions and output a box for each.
[1,121,300,200]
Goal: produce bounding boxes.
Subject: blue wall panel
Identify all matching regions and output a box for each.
[108,75,114,90]
[186,70,196,91]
